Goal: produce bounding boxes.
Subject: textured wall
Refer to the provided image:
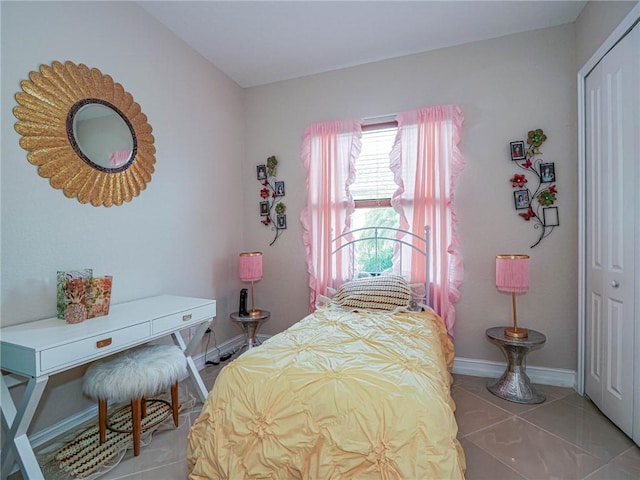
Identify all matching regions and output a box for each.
[1,1,245,431]
[244,24,579,371]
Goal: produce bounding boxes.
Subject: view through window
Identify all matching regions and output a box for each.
[351,124,399,274]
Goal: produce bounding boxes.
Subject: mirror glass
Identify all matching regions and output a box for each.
[71,102,135,172]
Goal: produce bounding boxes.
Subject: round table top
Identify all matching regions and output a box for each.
[486,327,546,346]
[231,310,270,322]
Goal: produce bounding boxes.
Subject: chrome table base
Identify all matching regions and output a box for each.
[486,327,546,404]
[231,310,270,357]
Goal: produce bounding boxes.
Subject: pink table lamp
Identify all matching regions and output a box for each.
[239,252,263,317]
[496,254,530,339]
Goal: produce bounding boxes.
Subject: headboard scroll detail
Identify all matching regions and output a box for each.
[332,226,431,306]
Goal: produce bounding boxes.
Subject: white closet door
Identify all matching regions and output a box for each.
[584,25,637,438]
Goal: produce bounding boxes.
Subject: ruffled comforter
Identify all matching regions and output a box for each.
[187,305,465,479]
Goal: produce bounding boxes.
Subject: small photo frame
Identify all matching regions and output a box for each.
[510,141,526,161]
[260,201,269,216]
[540,163,556,183]
[543,206,559,226]
[274,181,285,197]
[514,189,530,210]
[257,165,267,180]
[276,214,287,230]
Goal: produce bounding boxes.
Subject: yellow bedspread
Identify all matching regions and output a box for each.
[188,306,465,479]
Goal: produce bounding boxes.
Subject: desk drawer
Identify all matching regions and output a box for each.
[152,303,215,335]
[40,323,150,373]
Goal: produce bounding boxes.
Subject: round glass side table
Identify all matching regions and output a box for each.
[486,327,546,404]
[231,310,270,356]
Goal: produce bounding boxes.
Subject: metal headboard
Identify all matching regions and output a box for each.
[332,226,431,307]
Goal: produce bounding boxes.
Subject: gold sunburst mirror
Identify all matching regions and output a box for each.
[13,61,156,207]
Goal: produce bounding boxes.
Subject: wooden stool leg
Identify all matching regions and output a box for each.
[171,382,179,427]
[131,398,142,456]
[141,398,147,419]
[98,399,107,444]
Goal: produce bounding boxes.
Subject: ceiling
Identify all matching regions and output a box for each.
[138,1,587,88]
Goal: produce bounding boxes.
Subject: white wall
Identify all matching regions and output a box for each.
[244,24,579,371]
[1,1,245,431]
[575,1,638,69]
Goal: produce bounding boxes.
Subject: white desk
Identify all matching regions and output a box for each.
[0,294,216,480]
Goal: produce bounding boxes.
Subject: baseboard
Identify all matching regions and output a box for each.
[453,356,577,389]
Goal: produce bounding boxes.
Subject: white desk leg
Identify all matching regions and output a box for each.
[1,374,48,480]
[171,322,211,404]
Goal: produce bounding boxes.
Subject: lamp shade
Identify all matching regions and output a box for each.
[239,252,263,282]
[496,254,529,293]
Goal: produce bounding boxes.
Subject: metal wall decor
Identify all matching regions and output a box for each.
[13,61,156,207]
[508,129,559,248]
[256,155,286,246]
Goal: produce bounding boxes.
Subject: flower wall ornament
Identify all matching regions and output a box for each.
[256,156,287,246]
[527,129,547,148]
[508,129,559,248]
[510,174,528,188]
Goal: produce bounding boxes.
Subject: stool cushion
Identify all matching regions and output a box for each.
[83,345,187,403]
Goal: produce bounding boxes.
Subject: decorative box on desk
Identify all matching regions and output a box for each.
[1,294,216,480]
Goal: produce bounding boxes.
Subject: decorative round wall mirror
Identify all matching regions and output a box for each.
[13,61,156,207]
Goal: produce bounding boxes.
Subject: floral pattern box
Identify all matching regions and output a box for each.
[56,269,92,319]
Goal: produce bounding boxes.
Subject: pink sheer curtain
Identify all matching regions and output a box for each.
[390,105,465,337]
[300,120,362,312]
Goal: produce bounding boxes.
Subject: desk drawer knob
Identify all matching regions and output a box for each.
[96,338,112,348]
[183,314,192,322]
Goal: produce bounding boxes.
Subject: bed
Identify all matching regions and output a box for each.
[187,228,465,479]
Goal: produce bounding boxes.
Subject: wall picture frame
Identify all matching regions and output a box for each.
[540,162,556,183]
[257,164,267,181]
[260,201,269,216]
[274,181,285,196]
[514,189,530,210]
[543,206,559,226]
[510,141,526,161]
[276,214,287,229]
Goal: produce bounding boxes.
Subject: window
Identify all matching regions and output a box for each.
[301,106,464,337]
[351,123,398,274]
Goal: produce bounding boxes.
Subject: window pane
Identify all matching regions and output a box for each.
[352,207,399,274]
[351,127,397,200]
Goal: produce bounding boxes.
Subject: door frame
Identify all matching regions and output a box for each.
[577,3,640,396]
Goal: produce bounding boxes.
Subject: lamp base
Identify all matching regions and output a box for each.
[247,309,263,318]
[504,327,529,339]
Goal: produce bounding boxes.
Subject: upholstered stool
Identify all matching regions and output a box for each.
[82,344,187,456]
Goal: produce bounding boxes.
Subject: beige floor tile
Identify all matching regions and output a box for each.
[458,376,548,415]
[452,387,513,436]
[460,438,526,480]
[466,416,605,479]
[110,460,187,479]
[521,399,634,462]
[452,373,477,386]
[560,392,605,416]
[584,447,640,479]
[102,413,192,479]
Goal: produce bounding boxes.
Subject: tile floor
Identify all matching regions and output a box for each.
[26,365,640,479]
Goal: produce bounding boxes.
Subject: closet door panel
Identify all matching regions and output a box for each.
[585,68,605,406]
[585,24,636,438]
